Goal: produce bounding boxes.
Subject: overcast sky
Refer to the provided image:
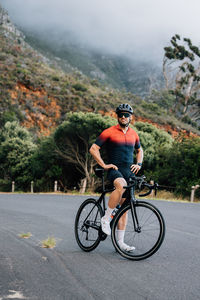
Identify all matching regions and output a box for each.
[1,0,200,64]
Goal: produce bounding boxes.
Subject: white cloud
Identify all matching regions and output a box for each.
[1,0,200,63]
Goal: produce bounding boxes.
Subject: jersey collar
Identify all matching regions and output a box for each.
[116,124,130,133]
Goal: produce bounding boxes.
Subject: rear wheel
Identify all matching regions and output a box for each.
[75,198,104,252]
[111,201,165,260]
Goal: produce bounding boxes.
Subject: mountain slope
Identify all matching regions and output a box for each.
[0,5,128,135]
[23,29,163,97]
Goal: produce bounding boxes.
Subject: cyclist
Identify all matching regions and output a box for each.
[89,103,143,251]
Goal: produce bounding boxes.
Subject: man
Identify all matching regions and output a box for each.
[89,103,143,251]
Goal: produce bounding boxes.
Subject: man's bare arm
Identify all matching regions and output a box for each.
[89,144,118,170]
[130,147,144,174]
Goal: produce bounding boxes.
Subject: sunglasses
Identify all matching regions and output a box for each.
[117,112,130,118]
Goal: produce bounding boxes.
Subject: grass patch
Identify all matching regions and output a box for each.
[41,236,56,249]
[155,190,186,201]
[19,232,32,239]
[136,190,191,202]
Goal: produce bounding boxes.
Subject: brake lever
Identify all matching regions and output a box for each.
[139,182,159,197]
[137,175,146,190]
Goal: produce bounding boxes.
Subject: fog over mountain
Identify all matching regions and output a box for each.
[1,0,200,65]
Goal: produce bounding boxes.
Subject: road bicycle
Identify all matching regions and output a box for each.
[74,167,165,260]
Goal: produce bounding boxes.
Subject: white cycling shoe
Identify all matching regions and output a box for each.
[101,216,111,235]
[118,241,135,252]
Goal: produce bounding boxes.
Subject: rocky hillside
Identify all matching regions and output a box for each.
[0,5,199,137]
[0,5,124,135]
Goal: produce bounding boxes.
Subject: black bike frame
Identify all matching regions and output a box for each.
[85,173,148,234]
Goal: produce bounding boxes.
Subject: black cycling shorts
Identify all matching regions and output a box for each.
[107,165,133,184]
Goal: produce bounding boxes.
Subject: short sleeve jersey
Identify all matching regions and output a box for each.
[95,124,141,165]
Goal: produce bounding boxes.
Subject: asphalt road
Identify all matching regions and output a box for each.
[0,194,199,300]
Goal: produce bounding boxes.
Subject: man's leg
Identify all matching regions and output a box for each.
[108,178,126,208]
[101,178,126,235]
[116,197,135,251]
[101,170,135,251]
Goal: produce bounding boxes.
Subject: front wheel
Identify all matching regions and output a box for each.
[74,198,104,252]
[111,201,165,260]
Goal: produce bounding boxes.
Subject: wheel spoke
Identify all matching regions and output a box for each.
[112,202,165,260]
[75,199,103,252]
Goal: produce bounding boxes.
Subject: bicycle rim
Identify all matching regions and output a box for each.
[74,198,103,252]
[111,202,165,260]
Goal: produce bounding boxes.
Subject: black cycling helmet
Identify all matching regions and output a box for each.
[116,103,133,115]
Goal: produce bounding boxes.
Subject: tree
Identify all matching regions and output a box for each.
[31,136,63,192]
[133,122,173,170]
[54,112,116,192]
[0,121,36,191]
[152,136,200,198]
[163,34,200,121]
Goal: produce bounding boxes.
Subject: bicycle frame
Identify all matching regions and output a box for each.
[96,171,115,213]
[86,169,156,234]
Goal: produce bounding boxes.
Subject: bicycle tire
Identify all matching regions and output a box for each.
[74,198,104,252]
[111,201,165,260]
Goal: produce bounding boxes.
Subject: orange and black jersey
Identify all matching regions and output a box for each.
[95,124,141,165]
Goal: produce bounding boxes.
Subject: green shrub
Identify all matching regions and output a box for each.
[152,137,200,198]
[72,83,88,92]
[52,76,60,81]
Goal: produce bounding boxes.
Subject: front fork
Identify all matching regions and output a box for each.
[130,200,141,233]
[129,188,141,233]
